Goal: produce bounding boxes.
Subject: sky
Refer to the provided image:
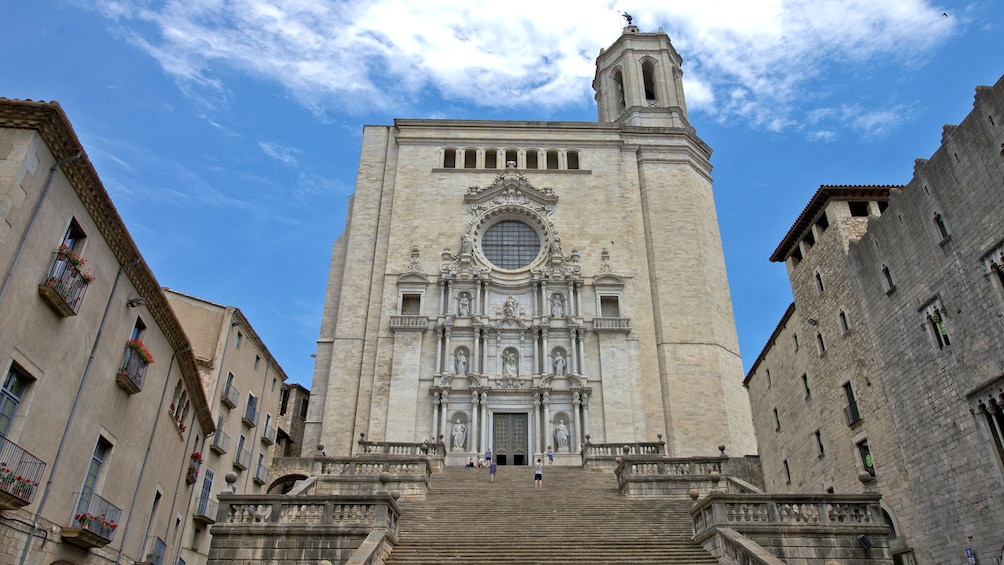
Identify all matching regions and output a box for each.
[3,0,1002,388]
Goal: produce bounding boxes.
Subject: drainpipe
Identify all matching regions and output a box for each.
[0,151,82,308]
[113,345,188,564]
[17,257,141,565]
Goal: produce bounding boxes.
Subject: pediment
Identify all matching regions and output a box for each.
[397,272,430,285]
[465,170,558,209]
[593,274,625,289]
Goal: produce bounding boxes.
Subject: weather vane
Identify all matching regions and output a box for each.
[621,12,633,25]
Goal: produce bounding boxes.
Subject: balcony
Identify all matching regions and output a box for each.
[253,461,269,485]
[38,249,94,317]
[193,495,218,526]
[221,382,239,408]
[389,315,429,332]
[0,440,46,510]
[63,492,121,549]
[593,317,632,332]
[210,430,230,455]
[261,423,276,445]
[116,341,152,395]
[242,404,258,428]
[233,447,251,471]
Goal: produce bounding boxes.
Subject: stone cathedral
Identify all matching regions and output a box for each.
[303,25,757,465]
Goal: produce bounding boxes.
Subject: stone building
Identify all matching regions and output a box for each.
[164,290,289,565]
[744,75,1004,564]
[304,25,757,464]
[0,100,214,564]
[276,382,310,458]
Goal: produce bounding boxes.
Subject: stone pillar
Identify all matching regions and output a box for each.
[439,391,449,443]
[541,328,549,373]
[470,390,479,453]
[567,280,576,316]
[432,392,441,440]
[446,280,454,314]
[480,392,488,452]
[472,327,481,374]
[530,393,538,454]
[444,327,452,373]
[576,330,585,374]
[581,392,590,441]
[435,327,444,373]
[569,329,578,374]
[439,281,447,315]
[573,392,582,453]
[540,281,547,316]
[543,391,552,453]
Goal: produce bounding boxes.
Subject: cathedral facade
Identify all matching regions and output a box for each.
[304,26,756,463]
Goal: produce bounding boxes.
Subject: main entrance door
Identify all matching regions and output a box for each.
[493,413,528,465]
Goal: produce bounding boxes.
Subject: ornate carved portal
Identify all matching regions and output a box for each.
[424,171,597,464]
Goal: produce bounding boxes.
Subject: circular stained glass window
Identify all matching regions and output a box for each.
[481,221,542,270]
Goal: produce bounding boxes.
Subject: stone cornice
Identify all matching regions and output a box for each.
[0,98,214,433]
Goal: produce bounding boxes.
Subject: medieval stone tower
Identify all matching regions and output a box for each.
[303,25,756,463]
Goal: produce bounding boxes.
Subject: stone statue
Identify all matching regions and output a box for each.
[458,293,470,317]
[459,233,473,254]
[550,293,564,318]
[455,349,468,375]
[550,235,562,255]
[503,296,517,319]
[555,419,570,452]
[452,419,466,451]
[503,351,518,376]
[553,351,566,376]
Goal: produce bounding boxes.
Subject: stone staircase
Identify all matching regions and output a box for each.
[384,465,719,564]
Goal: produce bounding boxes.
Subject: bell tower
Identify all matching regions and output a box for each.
[592,25,689,128]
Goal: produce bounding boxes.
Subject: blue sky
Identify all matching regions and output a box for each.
[3,1,1002,388]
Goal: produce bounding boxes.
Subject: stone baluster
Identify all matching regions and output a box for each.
[573,392,582,453]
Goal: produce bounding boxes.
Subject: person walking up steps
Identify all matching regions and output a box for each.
[534,458,543,488]
[489,459,497,483]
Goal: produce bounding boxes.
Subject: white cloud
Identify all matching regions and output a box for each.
[91,0,955,134]
[259,141,300,165]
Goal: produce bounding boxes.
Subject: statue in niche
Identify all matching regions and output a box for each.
[503,296,518,320]
[550,293,564,318]
[452,419,466,451]
[550,235,562,255]
[458,293,471,317]
[459,233,473,255]
[503,350,518,376]
[455,349,468,375]
[555,419,570,452]
[553,351,566,376]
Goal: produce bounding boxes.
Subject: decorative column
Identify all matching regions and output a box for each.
[443,327,452,373]
[472,327,481,374]
[480,392,488,453]
[432,392,441,440]
[581,392,590,441]
[439,391,449,446]
[530,393,539,454]
[439,281,447,315]
[541,328,549,373]
[576,330,585,374]
[470,390,480,453]
[446,280,454,314]
[435,327,444,373]
[540,281,547,316]
[569,329,578,374]
[567,280,576,316]
[543,391,552,453]
[573,392,582,453]
[575,281,583,316]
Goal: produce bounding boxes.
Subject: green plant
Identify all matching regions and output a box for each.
[125,339,154,364]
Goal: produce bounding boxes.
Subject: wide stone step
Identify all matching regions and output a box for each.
[384,467,716,565]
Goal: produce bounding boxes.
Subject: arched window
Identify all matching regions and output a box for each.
[566,150,580,170]
[612,69,626,111]
[545,150,559,170]
[505,149,518,168]
[526,149,539,169]
[485,149,498,169]
[443,148,457,168]
[463,148,477,169]
[642,59,657,101]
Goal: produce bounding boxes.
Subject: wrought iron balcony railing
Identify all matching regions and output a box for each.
[254,461,269,485]
[38,250,92,317]
[0,439,46,509]
[222,383,239,408]
[261,424,276,445]
[67,492,121,546]
[234,447,251,471]
[116,344,150,395]
[210,430,231,454]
